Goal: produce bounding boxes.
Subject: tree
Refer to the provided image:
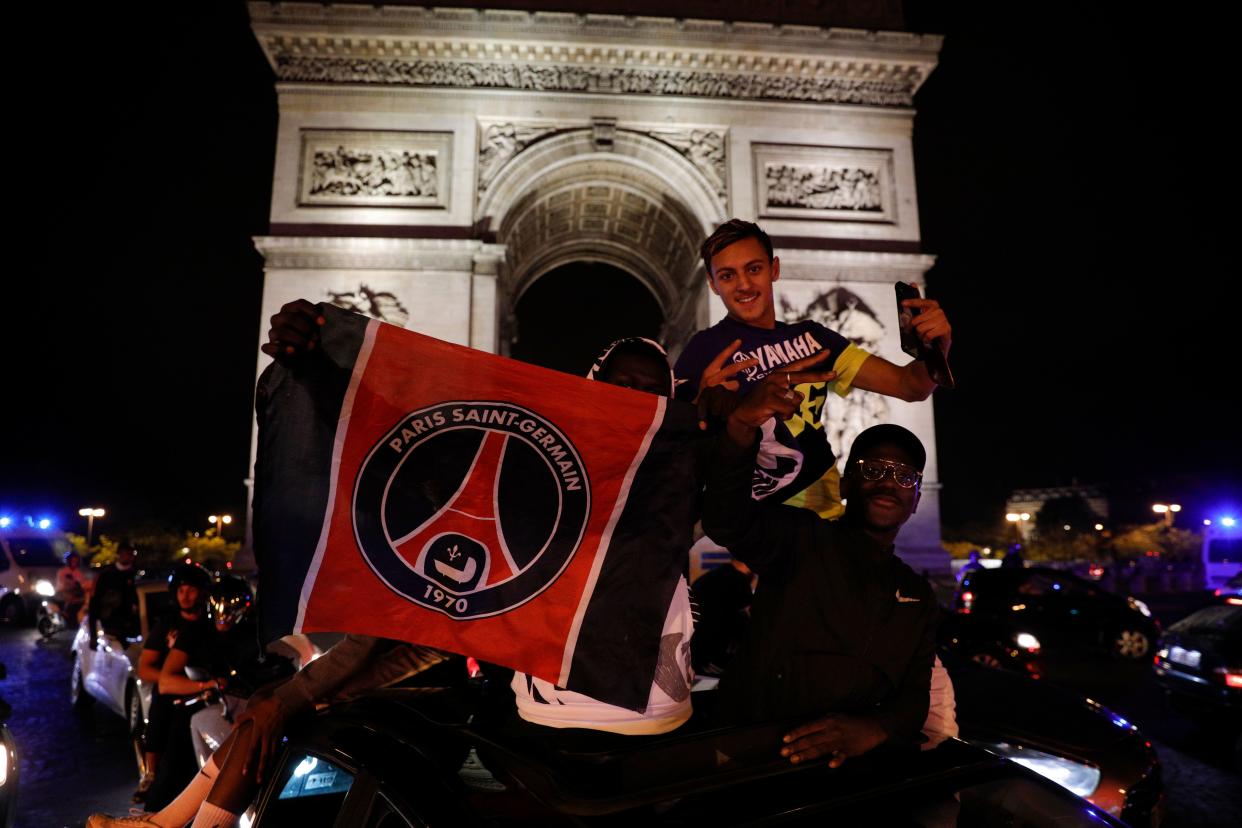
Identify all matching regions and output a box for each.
[1109,524,1200,563]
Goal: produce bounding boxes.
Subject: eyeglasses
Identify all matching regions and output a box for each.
[854,459,922,489]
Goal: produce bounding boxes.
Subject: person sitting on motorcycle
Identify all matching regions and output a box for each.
[184,575,294,767]
[135,562,214,808]
[52,551,91,626]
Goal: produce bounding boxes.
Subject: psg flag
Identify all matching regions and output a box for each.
[253,305,697,712]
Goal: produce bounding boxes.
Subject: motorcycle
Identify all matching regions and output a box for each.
[36,597,82,640]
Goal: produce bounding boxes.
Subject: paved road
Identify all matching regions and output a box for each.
[3,626,136,828]
[2,619,1240,827]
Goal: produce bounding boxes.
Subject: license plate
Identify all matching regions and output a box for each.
[305,772,338,791]
[1169,646,1201,669]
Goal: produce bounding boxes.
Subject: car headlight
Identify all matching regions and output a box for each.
[1015,632,1041,651]
[0,741,8,787]
[35,579,55,597]
[971,741,1101,798]
[1128,597,1152,618]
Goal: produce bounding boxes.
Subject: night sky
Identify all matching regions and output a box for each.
[6,3,1238,538]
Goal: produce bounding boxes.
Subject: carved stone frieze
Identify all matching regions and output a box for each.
[272,55,919,107]
[327,284,411,326]
[754,143,895,223]
[299,130,452,209]
[642,128,727,198]
[309,147,437,199]
[252,4,940,107]
[477,123,561,197]
[765,165,881,211]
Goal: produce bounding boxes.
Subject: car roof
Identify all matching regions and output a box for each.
[275,688,1127,825]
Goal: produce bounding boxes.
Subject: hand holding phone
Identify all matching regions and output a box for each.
[894,282,955,389]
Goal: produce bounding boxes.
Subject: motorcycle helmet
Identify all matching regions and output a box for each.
[168,560,213,593]
[207,575,254,628]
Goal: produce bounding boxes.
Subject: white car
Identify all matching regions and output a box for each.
[69,579,170,770]
[0,530,67,624]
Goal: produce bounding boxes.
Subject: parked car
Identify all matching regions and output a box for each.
[249,685,1129,827]
[953,567,1159,661]
[70,578,171,773]
[0,528,69,624]
[1153,597,1242,719]
[1213,571,1242,599]
[944,650,1164,826]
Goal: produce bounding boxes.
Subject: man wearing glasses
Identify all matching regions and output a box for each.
[702,368,937,769]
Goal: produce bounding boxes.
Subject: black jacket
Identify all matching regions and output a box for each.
[703,434,936,743]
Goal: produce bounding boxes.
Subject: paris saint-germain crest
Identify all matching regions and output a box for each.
[352,401,590,619]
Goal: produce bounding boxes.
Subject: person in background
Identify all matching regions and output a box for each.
[136,563,213,807]
[88,541,140,646]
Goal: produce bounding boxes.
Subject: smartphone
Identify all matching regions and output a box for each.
[894,281,955,389]
[895,281,923,359]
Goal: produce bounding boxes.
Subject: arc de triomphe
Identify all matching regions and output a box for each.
[247,3,948,574]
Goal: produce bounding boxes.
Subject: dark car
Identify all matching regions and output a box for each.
[1153,598,1242,718]
[250,686,1129,827]
[945,651,1164,826]
[1213,571,1242,599]
[953,567,1159,662]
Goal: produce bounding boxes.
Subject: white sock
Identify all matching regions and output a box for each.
[190,801,240,828]
[152,756,220,827]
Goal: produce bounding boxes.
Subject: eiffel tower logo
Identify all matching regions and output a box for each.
[353,401,591,619]
[392,430,520,593]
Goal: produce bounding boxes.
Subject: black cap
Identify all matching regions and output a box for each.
[845,424,926,471]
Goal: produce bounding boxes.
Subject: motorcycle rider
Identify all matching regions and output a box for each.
[50,551,91,629]
[135,562,213,807]
[179,575,293,767]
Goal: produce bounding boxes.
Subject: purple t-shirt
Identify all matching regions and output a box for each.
[674,317,850,502]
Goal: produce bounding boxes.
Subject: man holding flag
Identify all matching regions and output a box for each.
[89,305,734,828]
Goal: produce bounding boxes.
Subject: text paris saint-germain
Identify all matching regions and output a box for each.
[385,403,584,491]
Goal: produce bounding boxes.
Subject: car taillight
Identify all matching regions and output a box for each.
[1219,669,1242,689]
[958,591,974,614]
[1227,597,1242,607]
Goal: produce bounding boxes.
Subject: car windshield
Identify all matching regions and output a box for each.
[5,536,67,567]
[1169,604,1242,636]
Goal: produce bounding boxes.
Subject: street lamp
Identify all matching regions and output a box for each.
[1152,503,1181,527]
[78,507,105,546]
[208,514,234,537]
[1005,512,1032,547]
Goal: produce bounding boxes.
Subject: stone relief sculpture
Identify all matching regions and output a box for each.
[477,123,560,196]
[780,287,889,470]
[765,165,882,211]
[644,129,727,199]
[327,284,410,327]
[310,146,438,198]
[276,57,916,107]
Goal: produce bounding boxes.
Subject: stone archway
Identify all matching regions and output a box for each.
[476,127,726,353]
[511,261,664,375]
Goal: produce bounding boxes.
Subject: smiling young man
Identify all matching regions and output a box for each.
[701,369,937,767]
[674,219,951,515]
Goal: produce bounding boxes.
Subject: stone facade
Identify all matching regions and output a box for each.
[247,3,948,573]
